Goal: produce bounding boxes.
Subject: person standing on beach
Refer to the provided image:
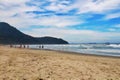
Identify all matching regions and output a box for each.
[39,45,42,49]
[42,45,44,49]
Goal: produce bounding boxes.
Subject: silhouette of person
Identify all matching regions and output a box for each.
[42,45,44,49]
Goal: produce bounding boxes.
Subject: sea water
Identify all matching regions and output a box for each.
[28,44,120,57]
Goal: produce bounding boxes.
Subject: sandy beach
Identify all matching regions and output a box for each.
[0,46,120,80]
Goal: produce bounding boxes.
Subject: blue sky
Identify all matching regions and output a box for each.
[0,0,120,43]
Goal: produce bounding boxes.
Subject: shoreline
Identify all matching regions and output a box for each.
[1,45,120,58]
[30,48,120,59]
[3,44,120,58]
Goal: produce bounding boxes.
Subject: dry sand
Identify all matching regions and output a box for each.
[0,46,120,80]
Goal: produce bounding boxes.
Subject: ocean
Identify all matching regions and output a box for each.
[28,44,120,57]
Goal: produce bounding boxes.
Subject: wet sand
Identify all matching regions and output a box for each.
[0,46,120,80]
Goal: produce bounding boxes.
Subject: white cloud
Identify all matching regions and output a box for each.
[115,24,120,28]
[0,0,29,4]
[37,16,83,27]
[75,0,120,14]
[1,0,120,15]
[104,12,120,20]
[44,0,72,12]
[0,0,84,28]
[1,12,83,28]
[1,0,120,26]
[108,28,116,32]
[41,0,120,15]
[45,0,120,14]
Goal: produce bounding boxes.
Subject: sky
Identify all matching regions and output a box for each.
[0,0,120,43]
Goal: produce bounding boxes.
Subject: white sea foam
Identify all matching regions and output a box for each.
[15,44,120,57]
[108,44,120,48]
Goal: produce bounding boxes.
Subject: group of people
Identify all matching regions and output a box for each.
[10,45,44,49]
[39,45,44,49]
[10,45,29,48]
